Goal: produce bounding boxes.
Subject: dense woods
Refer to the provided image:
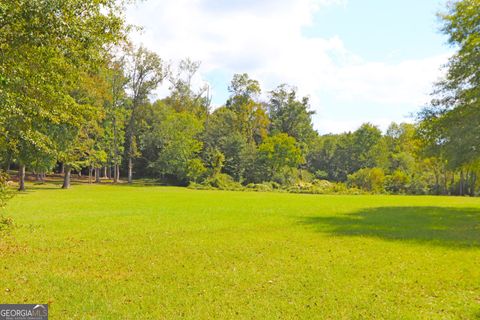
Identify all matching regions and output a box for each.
[0,0,479,196]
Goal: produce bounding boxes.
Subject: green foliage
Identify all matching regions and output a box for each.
[385,170,410,194]
[186,158,207,183]
[0,171,13,233]
[0,171,10,209]
[258,133,303,181]
[417,0,480,196]
[348,167,386,193]
[147,110,204,184]
[226,74,269,144]
[202,173,243,190]
[268,85,317,150]
[0,0,129,189]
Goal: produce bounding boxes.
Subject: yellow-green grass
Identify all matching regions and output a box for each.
[1,183,480,319]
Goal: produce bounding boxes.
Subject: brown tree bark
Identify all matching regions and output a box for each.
[95,168,101,183]
[18,164,26,191]
[62,165,71,189]
[128,157,133,184]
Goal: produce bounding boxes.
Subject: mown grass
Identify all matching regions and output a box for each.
[1,183,480,319]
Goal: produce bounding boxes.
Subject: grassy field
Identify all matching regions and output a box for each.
[1,183,480,319]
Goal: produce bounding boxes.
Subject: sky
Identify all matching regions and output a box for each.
[126,0,452,134]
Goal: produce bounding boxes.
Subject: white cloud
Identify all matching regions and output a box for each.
[126,0,449,133]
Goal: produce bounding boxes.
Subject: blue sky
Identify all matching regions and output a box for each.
[127,0,451,133]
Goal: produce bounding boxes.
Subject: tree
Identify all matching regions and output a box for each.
[143,106,204,184]
[226,74,269,144]
[124,46,166,184]
[104,58,129,183]
[268,84,317,149]
[164,58,211,118]
[0,0,129,190]
[418,0,480,195]
[307,124,386,182]
[258,133,303,181]
[203,107,248,181]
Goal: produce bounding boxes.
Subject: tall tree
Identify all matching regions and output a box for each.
[124,46,166,184]
[418,0,480,195]
[267,84,317,149]
[0,0,129,190]
[226,74,269,144]
[164,58,211,118]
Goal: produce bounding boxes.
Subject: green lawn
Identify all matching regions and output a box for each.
[1,184,480,319]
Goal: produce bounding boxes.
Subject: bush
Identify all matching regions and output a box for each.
[0,171,13,233]
[245,183,273,192]
[187,182,215,190]
[202,173,243,190]
[186,158,207,183]
[385,170,410,194]
[0,171,11,209]
[271,167,298,186]
[347,168,385,193]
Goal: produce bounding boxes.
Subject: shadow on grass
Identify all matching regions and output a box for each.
[300,206,480,248]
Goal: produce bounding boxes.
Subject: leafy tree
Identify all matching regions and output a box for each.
[418,0,480,195]
[104,58,129,183]
[268,84,317,150]
[124,46,166,183]
[144,107,204,184]
[0,0,129,190]
[258,133,303,181]
[226,74,269,144]
[164,58,211,118]
[204,107,248,181]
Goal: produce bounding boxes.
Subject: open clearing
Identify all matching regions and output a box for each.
[1,184,480,319]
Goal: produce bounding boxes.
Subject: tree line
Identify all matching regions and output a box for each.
[0,0,479,196]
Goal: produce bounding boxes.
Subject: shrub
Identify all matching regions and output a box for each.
[347,168,385,193]
[0,171,11,209]
[0,171,13,233]
[385,170,410,194]
[271,167,298,186]
[245,183,273,192]
[186,158,207,183]
[203,173,243,190]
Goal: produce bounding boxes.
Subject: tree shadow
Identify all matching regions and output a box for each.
[300,206,480,248]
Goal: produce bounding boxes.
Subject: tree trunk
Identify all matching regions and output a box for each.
[450,173,455,195]
[95,168,101,183]
[18,164,26,191]
[103,166,107,179]
[62,165,71,189]
[470,172,476,197]
[459,170,464,196]
[115,165,120,183]
[128,157,133,184]
[443,169,448,195]
[434,169,440,195]
[88,167,92,184]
